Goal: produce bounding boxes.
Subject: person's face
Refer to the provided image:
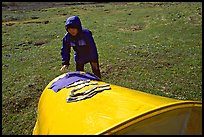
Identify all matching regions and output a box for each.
[68,28,78,36]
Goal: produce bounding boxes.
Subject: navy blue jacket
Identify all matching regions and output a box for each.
[61,16,98,65]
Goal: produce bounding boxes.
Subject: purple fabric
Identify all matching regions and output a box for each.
[49,71,101,92]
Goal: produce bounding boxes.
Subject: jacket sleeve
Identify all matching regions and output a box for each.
[86,30,98,60]
[60,36,71,65]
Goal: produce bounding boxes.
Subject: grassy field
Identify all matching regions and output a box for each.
[2,2,202,135]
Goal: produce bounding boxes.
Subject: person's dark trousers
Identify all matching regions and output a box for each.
[76,61,101,79]
[76,63,85,72]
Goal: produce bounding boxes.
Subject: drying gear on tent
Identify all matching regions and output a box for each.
[49,71,101,92]
[70,83,110,97]
[66,79,91,88]
[67,84,111,103]
[69,81,98,93]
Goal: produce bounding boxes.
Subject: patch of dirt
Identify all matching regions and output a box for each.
[16,41,32,51]
[130,25,144,31]
[34,40,49,46]
[187,16,201,25]
[119,24,145,32]
[2,2,100,11]
[15,40,48,49]
[23,20,49,24]
[2,77,44,114]
[3,20,49,27]
[100,58,134,78]
[4,96,33,113]
[17,41,33,47]
[137,2,177,8]
[100,63,114,77]
[2,64,9,68]
[57,13,68,16]
[5,22,15,26]
[103,9,110,13]
[31,16,39,19]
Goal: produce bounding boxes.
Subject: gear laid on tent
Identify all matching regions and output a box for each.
[69,81,98,93]
[33,71,202,135]
[48,71,101,92]
[67,83,111,103]
[66,79,91,88]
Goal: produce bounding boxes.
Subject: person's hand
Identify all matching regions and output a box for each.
[60,65,68,72]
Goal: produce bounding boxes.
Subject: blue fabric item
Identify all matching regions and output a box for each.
[49,71,101,92]
[61,16,99,65]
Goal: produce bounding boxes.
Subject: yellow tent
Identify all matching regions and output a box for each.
[33,72,202,135]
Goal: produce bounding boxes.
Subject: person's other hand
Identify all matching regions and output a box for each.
[60,65,68,72]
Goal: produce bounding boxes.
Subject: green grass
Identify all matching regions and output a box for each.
[2,2,202,135]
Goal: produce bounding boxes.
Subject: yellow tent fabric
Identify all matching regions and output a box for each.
[33,72,202,135]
